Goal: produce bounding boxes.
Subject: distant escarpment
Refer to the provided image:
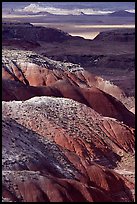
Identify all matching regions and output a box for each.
[2,22,73,43]
[94,29,135,42]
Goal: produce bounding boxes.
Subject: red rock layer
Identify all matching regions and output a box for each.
[2,97,134,165]
[2,57,135,128]
[2,98,134,202]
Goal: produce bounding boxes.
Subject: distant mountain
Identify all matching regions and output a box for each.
[109,10,135,17]
[2,2,135,16]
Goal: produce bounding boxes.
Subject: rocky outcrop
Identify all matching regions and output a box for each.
[2,97,134,202]
[2,49,135,128]
[2,97,135,163]
[2,79,63,101]
[94,29,135,42]
[2,24,135,99]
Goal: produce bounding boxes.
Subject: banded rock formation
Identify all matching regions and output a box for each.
[2,49,135,128]
[2,96,134,202]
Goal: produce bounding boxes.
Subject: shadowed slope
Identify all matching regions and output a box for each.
[2,97,134,202]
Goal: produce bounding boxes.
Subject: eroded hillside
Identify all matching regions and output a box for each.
[2,96,135,202]
[2,23,135,202]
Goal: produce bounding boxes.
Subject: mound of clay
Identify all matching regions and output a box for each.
[3,97,135,165]
[2,97,134,202]
[2,49,135,127]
